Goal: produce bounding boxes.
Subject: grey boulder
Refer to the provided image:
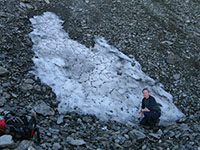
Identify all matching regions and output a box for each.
[16,140,34,150]
[0,135,14,148]
[34,101,55,116]
[66,137,86,146]
[128,129,146,142]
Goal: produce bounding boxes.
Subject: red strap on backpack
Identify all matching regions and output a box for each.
[0,119,5,132]
[30,129,35,138]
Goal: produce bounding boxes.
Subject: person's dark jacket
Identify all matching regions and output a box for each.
[142,95,161,112]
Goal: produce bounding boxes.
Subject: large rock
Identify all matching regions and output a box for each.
[21,83,34,91]
[0,135,14,148]
[0,66,9,77]
[166,55,180,64]
[66,137,86,146]
[149,129,163,139]
[16,140,34,150]
[128,129,146,142]
[21,79,35,91]
[34,101,55,116]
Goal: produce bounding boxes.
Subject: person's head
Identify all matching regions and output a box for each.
[142,88,150,99]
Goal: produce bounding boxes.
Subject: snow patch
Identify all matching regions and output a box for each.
[29,12,184,122]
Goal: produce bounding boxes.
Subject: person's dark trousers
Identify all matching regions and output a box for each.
[140,111,161,126]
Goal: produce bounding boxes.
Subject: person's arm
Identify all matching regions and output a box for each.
[141,98,145,109]
[141,98,151,112]
[138,100,144,119]
[137,113,143,120]
[142,108,150,112]
[139,99,145,114]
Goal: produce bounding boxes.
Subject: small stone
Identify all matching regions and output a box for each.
[0,12,7,18]
[0,135,14,148]
[2,92,11,100]
[34,101,55,116]
[168,131,175,137]
[24,79,35,84]
[57,116,64,124]
[175,132,181,139]
[44,0,50,4]
[49,128,60,134]
[0,108,4,113]
[2,82,10,87]
[41,143,51,149]
[142,145,147,150]
[24,3,34,9]
[82,116,93,123]
[28,146,36,150]
[46,132,51,137]
[124,134,129,139]
[161,41,173,45]
[0,97,6,107]
[22,0,30,2]
[10,93,17,98]
[20,2,26,8]
[0,66,9,77]
[173,74,180,80]
[52,143,61,150]
[122,140,132,148]
[149,133,161,139]
[149,129,163,139]
[0,87,3,94]
[176,117,187,123]
[110,124,119,131]
[66,137,86,146]
[179,124,190,131]
[21,83,34,91]
[157,129,163,135]
[166,55,179,64]
[186,20,191,23]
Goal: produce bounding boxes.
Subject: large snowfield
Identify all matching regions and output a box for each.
[29,12,184,122]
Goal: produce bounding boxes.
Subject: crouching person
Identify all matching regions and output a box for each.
[138,88,161,126]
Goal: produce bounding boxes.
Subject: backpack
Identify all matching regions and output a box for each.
[0,112,40,143]
[0,118,5,136]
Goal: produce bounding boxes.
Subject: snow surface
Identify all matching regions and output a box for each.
[29,12,184,122]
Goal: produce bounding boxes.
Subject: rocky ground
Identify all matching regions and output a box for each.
[0,0,199,149]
